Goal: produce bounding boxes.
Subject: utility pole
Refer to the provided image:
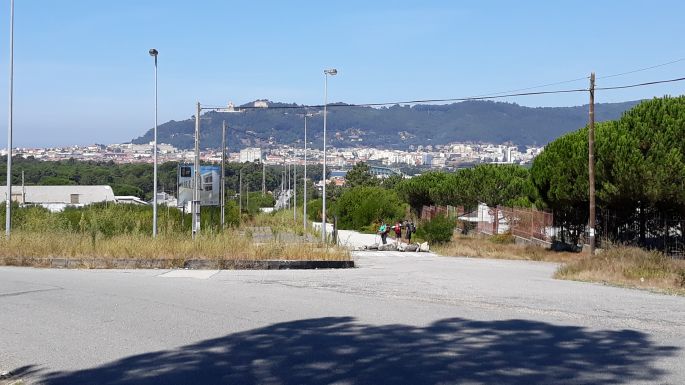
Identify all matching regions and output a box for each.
[5,0,14,239]
[281,163,285,209]
[149,48,159,238]
[588,72,596,256]
[192,102,201,239]
[221,120,226,228]
[303,114,308,231]
[293,164,297,221]
[262,161,266,195]
[239,168,243,214]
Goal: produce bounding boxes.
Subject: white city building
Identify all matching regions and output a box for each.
[239,148,263,163]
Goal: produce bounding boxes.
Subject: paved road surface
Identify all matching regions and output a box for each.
[1,252,684,384]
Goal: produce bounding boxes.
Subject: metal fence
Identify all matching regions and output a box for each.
[420,205,464,221]
[596,210,685,258]
[420,204,685,257]
[499,206,554,243]
[421,204,554,244]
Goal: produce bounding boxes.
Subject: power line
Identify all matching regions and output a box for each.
[595,76,685,91]
[202,73,685,112]
[466,77,590,98]
[454,57,685,99]
[598,57,685,80]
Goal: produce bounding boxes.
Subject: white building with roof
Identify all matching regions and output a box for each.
[0,185,116,212]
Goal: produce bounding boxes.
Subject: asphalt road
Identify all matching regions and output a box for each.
[1,252,684,385]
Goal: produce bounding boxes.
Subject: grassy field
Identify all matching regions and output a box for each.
[0,205,349,264]
[433,234,581,263]
[434,234,685,295]
[556,247,685,295]
[0,230,349,263]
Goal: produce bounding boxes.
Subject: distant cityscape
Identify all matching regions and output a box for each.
[1,141,544,171]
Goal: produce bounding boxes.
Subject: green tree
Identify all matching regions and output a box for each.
[345,162,379,188]
[416,214,456,244]
[395,171,449,214]
[531,96,685,246]
[333,186,406,231]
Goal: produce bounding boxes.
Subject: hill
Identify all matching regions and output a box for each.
[131,99,642,150]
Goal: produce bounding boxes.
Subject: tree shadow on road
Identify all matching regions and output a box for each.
[38,317,678,385]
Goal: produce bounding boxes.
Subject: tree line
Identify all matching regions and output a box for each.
[3,96,683,249]
[0,157,325,202]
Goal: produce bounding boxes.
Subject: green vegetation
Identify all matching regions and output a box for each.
[415,215,456,244]
[345,162,378,188]
[531,96,685,246]
[0,201,239,235]
[332,186,406,230]
[395,164,536,215]
[0,203,349,262]
[555,247,685,295]
[396,171,450,214]
[0,157,325,201]
[131,100,640,150]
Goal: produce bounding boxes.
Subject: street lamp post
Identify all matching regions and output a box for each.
[192,102,201,239]
[293,162,297,221]
[321,68,337,243]
[221,120,226,228]
[149,48,158,238]
[5,0,14,239]
[239,167,243,214]
[303,114,309,231]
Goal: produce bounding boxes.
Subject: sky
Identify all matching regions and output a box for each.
[0,0,684,147]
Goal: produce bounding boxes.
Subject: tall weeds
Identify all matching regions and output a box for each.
[0,204,348,261]
[555,247,685,294]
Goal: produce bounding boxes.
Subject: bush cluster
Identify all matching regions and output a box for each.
[0,202,240,237]
[415,215,456,244]
[332,186,406,231]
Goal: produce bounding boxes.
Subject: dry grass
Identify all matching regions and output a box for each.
[433,234,580,263]
[0,230,349,262]
[555,246,685,295]
[245,209,309,236]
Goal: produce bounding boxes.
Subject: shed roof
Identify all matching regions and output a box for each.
[0,185,115,204]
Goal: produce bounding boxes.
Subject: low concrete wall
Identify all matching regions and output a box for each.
[514,235,552,248]
[0,257,354,270]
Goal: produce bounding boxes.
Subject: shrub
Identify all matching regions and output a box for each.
[333,186,406,231]
[307,198,322,222]
[490,233,515,244]
[416,214,456,244]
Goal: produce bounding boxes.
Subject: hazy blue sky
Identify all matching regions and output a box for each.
[0,0,684,147]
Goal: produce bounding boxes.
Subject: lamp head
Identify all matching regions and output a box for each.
[324,69,338,76]
[149,48,158,57]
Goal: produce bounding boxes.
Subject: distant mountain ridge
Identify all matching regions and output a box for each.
[131,99,643,150]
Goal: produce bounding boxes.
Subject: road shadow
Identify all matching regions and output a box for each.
[37,317,677,385]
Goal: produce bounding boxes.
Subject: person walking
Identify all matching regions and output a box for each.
[378,221,389,245]
[392,221,402,243]
[405,221,415,244]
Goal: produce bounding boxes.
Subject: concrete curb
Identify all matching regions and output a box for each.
[0,257,354,270]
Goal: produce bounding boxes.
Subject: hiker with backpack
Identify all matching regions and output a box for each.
[378,221,390,245]
[392,221,402,242]
[405,221,416,243]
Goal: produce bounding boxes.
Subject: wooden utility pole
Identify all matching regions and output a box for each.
[588,73,596,256]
